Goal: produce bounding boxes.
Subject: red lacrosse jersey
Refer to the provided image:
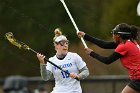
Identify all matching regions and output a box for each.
[115,40,140,80]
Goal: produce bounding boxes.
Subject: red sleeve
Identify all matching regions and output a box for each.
[115,44,128,55]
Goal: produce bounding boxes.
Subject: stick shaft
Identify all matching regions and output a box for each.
[60,0,88,48]
[29,48,38,54]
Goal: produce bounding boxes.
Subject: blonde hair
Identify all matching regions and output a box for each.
[53,28,62,41]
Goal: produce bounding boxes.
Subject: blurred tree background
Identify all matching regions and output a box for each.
[0,0,140,78]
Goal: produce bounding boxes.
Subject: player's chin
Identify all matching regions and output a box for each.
[62,49,68,53]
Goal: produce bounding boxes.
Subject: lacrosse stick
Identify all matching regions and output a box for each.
[5,32,79,81]
[60,0,88,48]
[137,1,140,16]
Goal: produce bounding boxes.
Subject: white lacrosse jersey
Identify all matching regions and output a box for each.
[46,52,86,93]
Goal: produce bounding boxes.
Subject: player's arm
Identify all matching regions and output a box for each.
[90,51,123,64]
[84,34,117,49]
[70,66,89,80]
[78,66,89,80]
[40,64,52,81]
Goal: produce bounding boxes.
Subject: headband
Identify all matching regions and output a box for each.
[54,35,68,42]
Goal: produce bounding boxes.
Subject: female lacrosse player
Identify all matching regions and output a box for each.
[37,28,89,93]
[77,23,140,93]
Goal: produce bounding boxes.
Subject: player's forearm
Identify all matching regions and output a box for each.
[40,64,52,81]
[84,34,117,49]
[79,66,89,80]
[90,51,122,64]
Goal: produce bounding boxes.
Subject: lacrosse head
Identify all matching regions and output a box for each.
[5,32,30,50]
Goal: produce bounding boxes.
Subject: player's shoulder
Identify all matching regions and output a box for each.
[67,52,78,56]
[67,52,81,59]
[49,55,56,61]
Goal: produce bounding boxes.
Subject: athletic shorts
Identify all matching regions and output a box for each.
[128,79,140,92]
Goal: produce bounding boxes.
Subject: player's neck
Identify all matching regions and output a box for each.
[56,52,67,60]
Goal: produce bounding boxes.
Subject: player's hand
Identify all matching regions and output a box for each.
[84,48,93,55]
[37,53,46,64]
[70,72,80,79]
[77,31,85,38]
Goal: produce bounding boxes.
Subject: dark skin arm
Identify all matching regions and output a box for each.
[77,31,118,49]
[84,48,123,64]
